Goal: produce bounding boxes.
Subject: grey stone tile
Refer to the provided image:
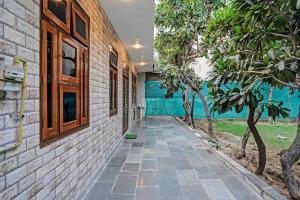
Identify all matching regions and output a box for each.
[108,194,135,200]
[130,147,142,155]
[132,142,144,147]
[142,152,156,160]
[159,178,182,198]
[121,163,140,176]
[138,171,159,186]
[210,164,233,177]
[142,159,157,170]
[174,159,192,170]
[114,149,129,157]
[196,166,218,179]
[125,155,141,164]
[187,156,207,168]
[157,157,174,168]
[222,175,261,200]
[84,118,264,200]
[200,179,236,200]
[159,166,177,179]
[135,187,160,200]
[181,184,210,200]
[98,167,120,182]
[112,175,138,195]
[108,157,126,167]
[170,151,187,159]
[176,170,199,184]
[85,181,114,200]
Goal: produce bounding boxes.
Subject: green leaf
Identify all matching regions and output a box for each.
[246,0,254,6]
[297,0,300,9]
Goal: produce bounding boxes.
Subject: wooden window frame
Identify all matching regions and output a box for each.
[42,0,71,33]
[58,32,80,84]
[109,68,118,116]
[41,20,59,142]
[80,47,89,125]
[132,73,137,105]
[109,48,118,116]
[72,3,89,46]
[41,0,90,145]
[59,85,80,132]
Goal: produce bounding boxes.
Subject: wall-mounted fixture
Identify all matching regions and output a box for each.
[0,58,24,94]
[0,56,27,153]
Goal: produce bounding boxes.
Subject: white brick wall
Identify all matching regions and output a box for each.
[0,0,139,199]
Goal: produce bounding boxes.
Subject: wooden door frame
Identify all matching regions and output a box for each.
[122,67,129,134]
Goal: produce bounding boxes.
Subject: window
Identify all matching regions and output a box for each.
[72,3,89,46]
[41,0,89,144]
[109,48,118,116]
[132,73,137,105]
[43,0,71,33]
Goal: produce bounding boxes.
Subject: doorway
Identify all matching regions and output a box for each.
[123,67,129,134]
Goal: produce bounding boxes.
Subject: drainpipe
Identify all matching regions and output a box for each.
[0,57,27,153]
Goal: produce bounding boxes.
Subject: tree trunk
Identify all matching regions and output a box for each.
[247,106,266,175]
[268,86,274,124]
[280,105,300,200]
[191,93,196,128]
[183,75,214,137]
[280,76,300,199]
[237,109,262,159]
[198,91,214,137]
[183,86,192,125]
[182,89,189,122]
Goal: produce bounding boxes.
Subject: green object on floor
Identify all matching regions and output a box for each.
[125,132,137,139]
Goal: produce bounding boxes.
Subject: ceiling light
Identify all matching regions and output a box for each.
[133,40,142,49]
[139,61,146,66]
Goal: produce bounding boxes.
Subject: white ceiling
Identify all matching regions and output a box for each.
[100,0,155,72]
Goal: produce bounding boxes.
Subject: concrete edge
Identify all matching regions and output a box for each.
[174,117,288,200]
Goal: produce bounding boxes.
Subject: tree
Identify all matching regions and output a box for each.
[155,0,225,136]
[203,0,300,197]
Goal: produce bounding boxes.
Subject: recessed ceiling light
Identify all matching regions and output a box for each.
[139,61,146,66]
[133,40,142,49]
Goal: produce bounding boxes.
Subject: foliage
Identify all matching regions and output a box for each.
[157,61,202,98]
[204,0,300,120]
[155,0,225,66]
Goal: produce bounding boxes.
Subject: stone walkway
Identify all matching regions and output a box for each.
[84,117,261,200]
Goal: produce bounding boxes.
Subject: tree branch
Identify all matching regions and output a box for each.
[263,31,292,39]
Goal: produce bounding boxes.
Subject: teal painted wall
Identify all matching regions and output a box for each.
[145,81,300,119]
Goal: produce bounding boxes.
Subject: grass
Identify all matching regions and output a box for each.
[198,120,297,150]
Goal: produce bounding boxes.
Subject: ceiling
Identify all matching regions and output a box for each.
[100,0,155,72]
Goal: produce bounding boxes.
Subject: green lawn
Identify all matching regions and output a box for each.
[212,120,297,150]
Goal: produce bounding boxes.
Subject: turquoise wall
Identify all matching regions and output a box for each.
[145,81,300,120]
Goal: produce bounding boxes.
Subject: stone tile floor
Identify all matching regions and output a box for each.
[84,117,262,200]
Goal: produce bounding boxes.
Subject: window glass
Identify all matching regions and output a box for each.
[48,0,67,24]
[109,70,113,111]
[47,32,53,128]
[63,92,76,123]
[75,14,87,39]
[113,73,117,109]
[111,52,118,66]
[62,41,76,77]
[82,53,86,118]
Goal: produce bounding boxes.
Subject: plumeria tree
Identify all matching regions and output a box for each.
[203,0,300,198]
[155,0,225,136]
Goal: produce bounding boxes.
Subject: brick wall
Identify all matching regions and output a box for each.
[0,0,138,199]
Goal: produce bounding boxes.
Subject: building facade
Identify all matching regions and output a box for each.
[0,0,142,199]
